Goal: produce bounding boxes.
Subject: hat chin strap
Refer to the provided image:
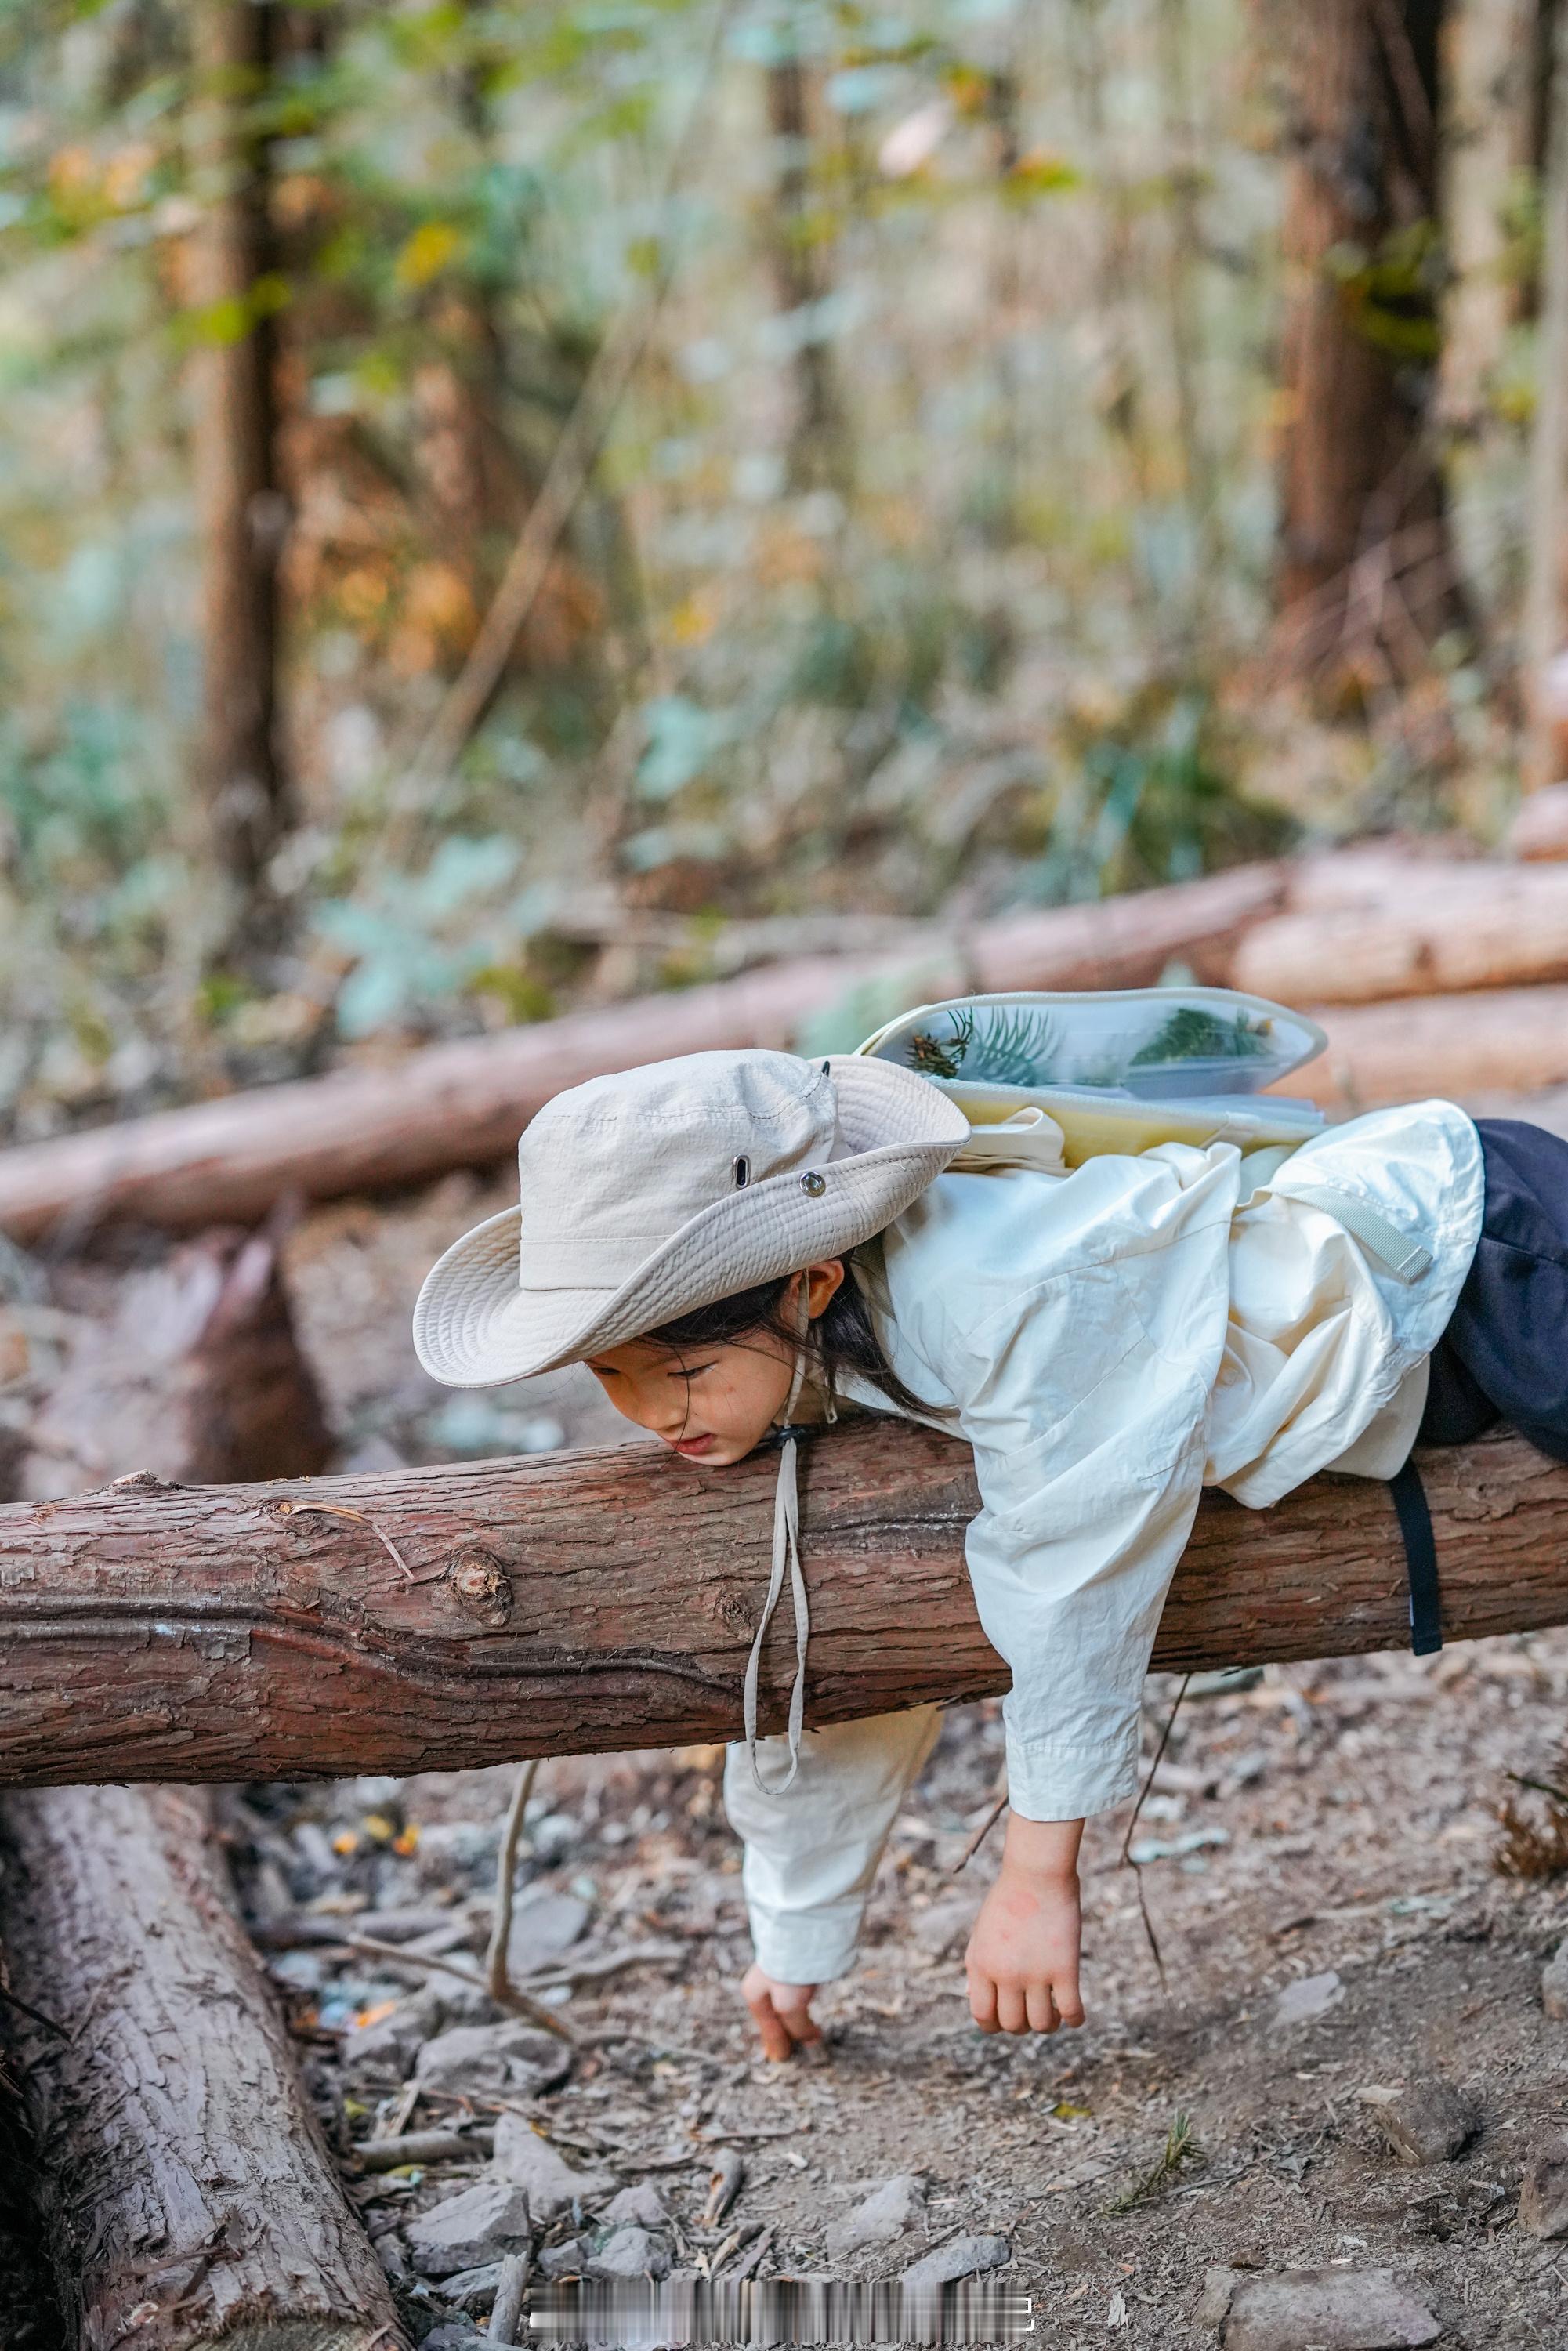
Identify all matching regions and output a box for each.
[742,1281,817,1795]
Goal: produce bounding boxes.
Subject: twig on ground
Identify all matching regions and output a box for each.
[1108,2110,1200,2214]
[490,2238,531,2346]
[951,1767,1009,1875]
[353,2128,495,2174]
[339,1928,574,2043]
[525,1940,686,1991]
[1117,1672,1192,1991]
[702,2146,745,2226]
[486,1758,540,2006]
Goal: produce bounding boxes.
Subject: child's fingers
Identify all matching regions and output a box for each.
[743,1969,820,2062]
[994,1983,1029,2035]
[772,1983,823,2046]
[1053,1976,1087,2030]
[967,1967,1000,2034]
[1024,1980,1061,2034]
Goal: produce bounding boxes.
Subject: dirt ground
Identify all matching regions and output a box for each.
[238,1160,1568,2349]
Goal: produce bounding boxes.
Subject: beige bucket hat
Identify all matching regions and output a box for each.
[412,1046,969,1389]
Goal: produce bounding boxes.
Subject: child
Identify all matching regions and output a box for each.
[413,1041,1568,2060]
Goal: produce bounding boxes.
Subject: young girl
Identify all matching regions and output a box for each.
[413,1034,1568,2062]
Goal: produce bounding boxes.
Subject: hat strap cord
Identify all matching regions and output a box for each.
[743,1284,813,1796]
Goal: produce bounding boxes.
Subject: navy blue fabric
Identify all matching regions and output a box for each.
[1418,1118,1568,1465]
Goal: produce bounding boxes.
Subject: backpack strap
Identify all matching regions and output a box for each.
[1389,1456,1442,1656]
[1283,1182,1435,1284]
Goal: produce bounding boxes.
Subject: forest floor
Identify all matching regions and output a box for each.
[209,1144,1568,2351]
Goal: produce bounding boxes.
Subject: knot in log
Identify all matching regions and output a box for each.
[447,1546,514,1627]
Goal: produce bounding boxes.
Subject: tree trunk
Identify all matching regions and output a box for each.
[1437,0,1534,437]
[0,1420,1562,1789]
[190,0,291,910]
[0,862,1284,1244]
[1523,0,1568,786]
[765,57,845,491]
[0,1783,406,2351]
[1273,0,1465,683]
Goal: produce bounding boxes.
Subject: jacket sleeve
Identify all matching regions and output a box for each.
[876,1157,1239,1824]
[963,1415,1209,1820]
[722,1704,943,1983]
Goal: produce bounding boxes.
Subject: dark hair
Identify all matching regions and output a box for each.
[643,1255,941,1421]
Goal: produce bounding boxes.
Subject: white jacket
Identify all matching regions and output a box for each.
[724,1099,1486,1985]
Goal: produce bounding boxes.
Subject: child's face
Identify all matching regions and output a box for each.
[586,1262,844,1465]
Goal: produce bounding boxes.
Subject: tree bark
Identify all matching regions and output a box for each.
[190,0,291,907]
[0,1420,1562,1790]
[0,1782,406,2351]
[765,57,845,491]
[1273,0,1464,681]
[1233,858,1568,1000]
[0,863,1284,1244]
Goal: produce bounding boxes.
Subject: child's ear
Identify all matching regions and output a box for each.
[803,1259,846,1318]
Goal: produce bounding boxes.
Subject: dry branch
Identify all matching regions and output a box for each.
[0,864,1283,1244]
[0,1418,1563,1789]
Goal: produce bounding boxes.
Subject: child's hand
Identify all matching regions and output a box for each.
[741,1962,823,2060]
[965,1813,1086,2036]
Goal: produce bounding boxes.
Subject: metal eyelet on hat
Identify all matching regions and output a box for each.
[800,1170,827,1197]
[732,1154,751,1188]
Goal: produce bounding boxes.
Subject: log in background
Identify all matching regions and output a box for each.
[2,1419,1566,1788]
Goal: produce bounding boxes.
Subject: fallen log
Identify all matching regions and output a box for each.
[0,1223,404,2351]
[1234,860,1568,1004]
[0,1784,407,2351]
[0,1418,1563,1788]
[0,864,1283,1243]
[1275,984,1568,1111]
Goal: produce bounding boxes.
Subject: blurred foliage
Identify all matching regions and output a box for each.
[0,0,1534,1139]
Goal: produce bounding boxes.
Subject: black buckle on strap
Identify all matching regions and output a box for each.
[1389,1457,1442,1657]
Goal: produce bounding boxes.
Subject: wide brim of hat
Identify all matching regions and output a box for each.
[412,1055,969,1387]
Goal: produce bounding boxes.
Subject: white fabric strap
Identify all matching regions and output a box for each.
[744,1288,813,1795]
[1284,1182,1435,1284]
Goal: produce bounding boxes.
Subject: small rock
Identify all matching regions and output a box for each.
[827,2174,926,2257]
[1363,2078,1479,2167]
[1198,2263,1440,2348]
[1270,1970,1343,2028]
[342,1987,447,2076]
[415,2020,573,2097]
[587,2225,672,2282]
[1519,2133,1568,2239]
[417,2328,487,2351]
[535,2240,585,2282]
[488,2110,615,2222]
[1542,1937,1568,2021]
[406,2182,534,2279]
[900,2235,1009,2288]
[600,2183,668,2229]
[508,1892,592,1974]
[439,2262,503,2313]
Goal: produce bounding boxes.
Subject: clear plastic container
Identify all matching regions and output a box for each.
[856,987,1329,1164]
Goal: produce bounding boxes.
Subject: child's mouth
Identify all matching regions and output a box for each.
[670,1434,715,1458]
